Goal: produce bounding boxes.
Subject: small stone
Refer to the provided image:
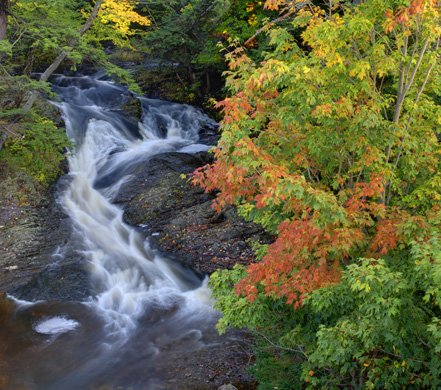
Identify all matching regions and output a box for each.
[218,385,238,390]
[4,265,18,271]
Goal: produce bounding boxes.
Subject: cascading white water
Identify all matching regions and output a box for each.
[56,75,217,339]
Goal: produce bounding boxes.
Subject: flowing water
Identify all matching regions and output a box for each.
[0,74,225,389]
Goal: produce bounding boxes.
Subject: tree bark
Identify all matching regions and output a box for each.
[0,0,9,40]
[22,0,103,112]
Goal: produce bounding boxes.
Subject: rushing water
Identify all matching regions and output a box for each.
[1,74,224,389]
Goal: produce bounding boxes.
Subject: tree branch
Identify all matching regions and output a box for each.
[22,0,103,112]
[244,1,310,46]
[393,37,429,125]
[255,330,308,358]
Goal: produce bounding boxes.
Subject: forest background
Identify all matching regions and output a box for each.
[0,0,440,389]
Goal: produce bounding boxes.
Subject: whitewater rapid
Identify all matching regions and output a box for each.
[56,74,218,339]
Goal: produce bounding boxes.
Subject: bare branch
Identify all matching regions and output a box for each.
[255,330,308,358]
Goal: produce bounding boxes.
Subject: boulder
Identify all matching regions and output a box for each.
[115,151,271,275]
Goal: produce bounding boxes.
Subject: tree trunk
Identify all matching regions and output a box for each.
[205,71,211,96]
[0,0,9,40]
[22,0,103,112]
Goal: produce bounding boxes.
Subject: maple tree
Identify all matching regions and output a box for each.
[90,0,150,46]
[195,0,440,306]
[195,0,441,386]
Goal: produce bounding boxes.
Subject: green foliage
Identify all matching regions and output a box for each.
[83,45,143,94]
[0,0,149,202]
[135,0,276,102]
[2,0,148,93]
[0,114,70,187]
[0,40,12,57]
[104,62,142,94]
[0,74,67,193]
[212,246,441,388]
[0,76,53,112]
[141,0,230,67]
[303,257,439,388]
[248,239,269,261]
[9,0,84,71]
[250,347,303,390]
[210,265,273,333]
[135,0,230,100]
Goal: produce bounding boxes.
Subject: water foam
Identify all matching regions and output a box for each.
[34,317,80,335]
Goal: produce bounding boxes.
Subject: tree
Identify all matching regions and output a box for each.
[0,0,149,187]
[138,0,230,99]
[136,0,276,101]
[21,0,150,110]
[194,0,441,386]
[0,0,9,40]
[21,0,104,111]
[195,0,440,306]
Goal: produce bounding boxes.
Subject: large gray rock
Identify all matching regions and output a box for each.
[116,151,271,275]
[113,151,265,389]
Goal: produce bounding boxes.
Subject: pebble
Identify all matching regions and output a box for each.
[218,385,238,390]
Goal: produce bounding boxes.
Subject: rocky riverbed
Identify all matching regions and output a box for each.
[0,146,270,389]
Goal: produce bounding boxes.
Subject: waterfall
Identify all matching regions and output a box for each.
[55,74,217,338]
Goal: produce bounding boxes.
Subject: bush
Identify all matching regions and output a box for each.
[0,114,69,189]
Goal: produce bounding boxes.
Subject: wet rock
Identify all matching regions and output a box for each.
[10,259,90,302]
[116,151,271,275]
[160,327,257,390]
[121,93,142,119]
[199,123,220,146]
[0,177,92,301]
[0,134,261,389]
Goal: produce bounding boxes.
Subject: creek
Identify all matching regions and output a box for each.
[1,74,229,389]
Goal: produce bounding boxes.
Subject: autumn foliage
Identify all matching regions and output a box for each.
[194,0,440,308]
[98,0,150,36]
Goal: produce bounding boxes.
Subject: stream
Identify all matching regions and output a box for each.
[0,74,229,389]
